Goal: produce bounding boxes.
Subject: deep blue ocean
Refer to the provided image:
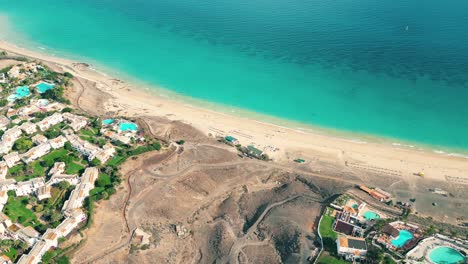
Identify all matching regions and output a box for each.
[1,0,468,150]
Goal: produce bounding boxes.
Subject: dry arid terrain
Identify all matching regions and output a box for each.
[59,72,467,264]
[69,114,353,264]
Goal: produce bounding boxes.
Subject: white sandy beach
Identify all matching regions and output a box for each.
[1,40,468,184]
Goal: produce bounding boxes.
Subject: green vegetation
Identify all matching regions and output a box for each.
[42,149,68,167]
[65,162,85,175]
[317,255,348,264]
[41,246,71,264]
[8,164,26,178]
[317,207,348,264]
[40,85,70,104]
[63,72,74,78]
[319,215,337,240]
[3,192,40,228]
[14,161,45,181]
[0,61,167,261]
[3,246,18,261]
[43,123,66,139]
[0,239,28,262]
[107,155,126,167]
[383,255,397,264]
[96,173,112,188]
[0,99,8,107]
[13,137,33,153]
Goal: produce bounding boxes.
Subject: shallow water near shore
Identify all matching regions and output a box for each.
[1,0,468,150]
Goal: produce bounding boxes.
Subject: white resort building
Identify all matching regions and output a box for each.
[37,113,63,131]
[336,235,368,261]
[19,122,37,135]
[31,134,48,145]
[48,135,68,149]
[21,142,51,164]
[3,152,21,168]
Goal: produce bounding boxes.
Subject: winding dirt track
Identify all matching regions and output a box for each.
[78,149,360,263]
[148,158,360,186]
[227,194,321,264]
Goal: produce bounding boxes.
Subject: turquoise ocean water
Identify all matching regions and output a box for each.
[1,0,468,151]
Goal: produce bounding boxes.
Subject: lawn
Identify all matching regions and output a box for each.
[42,149,68,165]
[107,155,126,167]
[10,160,46,182]
[3,247,18,261]
[319,215,337,239]
[7,164,25,177]
[317,255,348,264]
[65,162,85,175]
[89,187,105,196]
[49,187,65,207]
[3,195,39,228]
[80,128,98,137]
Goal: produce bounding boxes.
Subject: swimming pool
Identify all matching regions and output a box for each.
[102,119,115,125]
[363,211,380,221]
[7,86,31,101]
[119,122,138,131]
[429,247,465,264]
[36,82,55,93]
[391,230,413,248]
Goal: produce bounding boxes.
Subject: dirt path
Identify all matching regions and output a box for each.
[149,158,361,186]
[227,195,319,264]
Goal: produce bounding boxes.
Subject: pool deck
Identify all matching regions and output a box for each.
[406,235,467,263]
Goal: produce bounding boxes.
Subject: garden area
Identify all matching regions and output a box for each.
[3,192,40,228]
[317,207,347,264]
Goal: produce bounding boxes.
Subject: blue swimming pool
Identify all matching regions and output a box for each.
[36,82,55,93]
[391,230,413,248]
[102,119,115,125]
[119,122,138,131]
[7,86,31,101]
[363,211,380,221]
[429,247,465,264]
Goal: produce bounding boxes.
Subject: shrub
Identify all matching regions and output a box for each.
[63,72,74,78]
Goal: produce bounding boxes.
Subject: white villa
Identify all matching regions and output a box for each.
[0,162,8,180]
[65,134,100,157]
[0,191,8,212]
[48,135,68,149]
[16,226,40,246]
[21,142,51,164]
[48,174,80,186]
[337,236,368,261]
[15,178,45,197]
[63,113,88,131]
[62,168,98,212]
[0,127,22,154]
[36,185,52,200]
[0,116,10,131]
[3,152,20,168]
[37,113,63,131]
[89,147,115,164]
[48,162,66,176]
[19,122,37,135]
[31,134,48,145]
[102,130,131,145]
[56,212,82,237]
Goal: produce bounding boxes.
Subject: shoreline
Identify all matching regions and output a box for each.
[2,38,468,158]
[0,15,467,157]
[1,40,468,183]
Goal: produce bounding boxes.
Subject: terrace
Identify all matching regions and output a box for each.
[406,235,467,264]
[376,221,423,252]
